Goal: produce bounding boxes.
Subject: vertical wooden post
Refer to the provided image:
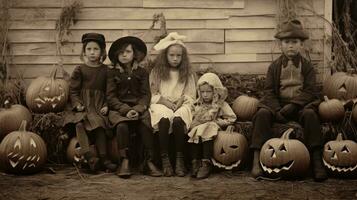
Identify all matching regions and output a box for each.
[323,0,333,80]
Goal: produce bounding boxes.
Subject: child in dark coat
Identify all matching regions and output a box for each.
[250,19,327,181]
[63,33,116,173]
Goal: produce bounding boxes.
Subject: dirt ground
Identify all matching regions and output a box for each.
[0,165,356,200]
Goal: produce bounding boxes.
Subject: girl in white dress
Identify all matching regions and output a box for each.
[149,32,196,177]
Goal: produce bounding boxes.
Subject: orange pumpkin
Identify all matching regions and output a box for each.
[26,66,69,113]
[0,101,32,141]
[232,95,259,121]
[318,96,345,122]
[323,133,357,176]
[323,72,357,100]
[0,120,47,174]
[260,128,310,178]
[212,126,248,170]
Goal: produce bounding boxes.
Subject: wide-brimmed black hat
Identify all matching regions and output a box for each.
[108,36,147,64]
[274,19,309,40]
[81,33,106,49]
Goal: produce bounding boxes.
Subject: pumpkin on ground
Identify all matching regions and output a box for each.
[260,128,310,178]
[318,96,345,122]
[0,100,32,141]
[0,120,47,174]
[323,72,357,101]
[66,137,97,164]
[26,65,69,113]
[323,133,357,176]
[232,95,259,121]
[212,125,248,170]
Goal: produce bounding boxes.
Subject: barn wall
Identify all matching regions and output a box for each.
[7,0,331,82]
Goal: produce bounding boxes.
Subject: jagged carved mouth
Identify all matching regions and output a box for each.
[323,159,357,173]
[260,160,295,174]
[211,159,241,170]
[7,152,40,170]
[34,93,65,108]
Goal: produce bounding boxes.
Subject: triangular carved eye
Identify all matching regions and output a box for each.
[279,144,287,152]
[268,145,274,150]
[327,145,332,151]
[341,145,350,153]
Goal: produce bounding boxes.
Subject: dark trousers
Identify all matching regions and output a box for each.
[76,123,107,158]
[250,107,323,150]
[191,140,214,160]
[115,121,154,155]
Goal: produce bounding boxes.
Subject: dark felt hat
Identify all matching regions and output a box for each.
[108,36,147,64]
[81,33,106,49]
[274,19,309,40]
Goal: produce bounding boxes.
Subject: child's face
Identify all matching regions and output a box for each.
[167,44,183,68]
[280,38,303,58]
[199,83,214,103]
[118,44,134,65]
[84,41,101,63]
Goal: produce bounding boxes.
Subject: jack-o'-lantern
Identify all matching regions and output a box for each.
[26,65,69,113]
[260,128,310,178]
[66,137,97,164]
[0,100,32,141]
[323,133,357,175]
[0,120,47,174]
[318,96,345,122]
[212,126,248,170]
[232,95,259,121]
[323,72,357,100]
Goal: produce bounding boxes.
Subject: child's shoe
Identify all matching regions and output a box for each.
[196,159,211,179]
[191,159,201,178]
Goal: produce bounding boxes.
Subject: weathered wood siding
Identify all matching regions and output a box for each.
[8,0,331,81]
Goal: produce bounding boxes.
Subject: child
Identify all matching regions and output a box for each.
[188,73,237,179]
[63,33,116,173]
[250,19,327,181]
[149,32,196,177]
[106,36,162,178]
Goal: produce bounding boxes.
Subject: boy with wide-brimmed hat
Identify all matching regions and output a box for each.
[250,19,327,181]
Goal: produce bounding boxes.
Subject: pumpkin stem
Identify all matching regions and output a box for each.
[281,128,294,139]
[4,99,11,109]
[19,120,28,132]
[226,125,235,134]
[336,133,343,141]
[323,95,329,102]
[50,65,59,79]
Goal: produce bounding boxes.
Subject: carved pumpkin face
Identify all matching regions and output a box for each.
[323,133,357,175]
[323,72,357,100]
[260,128,310,177]
[232,95,259,121]
[0,121,47,174]
[318,96,345,122]
[26,66,69,113]
[0,103,32,141]
[66,137,97,164]
[212,126,248,170]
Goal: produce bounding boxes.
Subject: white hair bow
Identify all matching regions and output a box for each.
[153,32,186,51]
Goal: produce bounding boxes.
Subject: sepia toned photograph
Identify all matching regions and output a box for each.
[0,0,356,199]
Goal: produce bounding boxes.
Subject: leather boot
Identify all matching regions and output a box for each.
[102,159,118,172]
[117,149,131,178]
[145,151,162,177]
[191,159,201,178]
[161,153,174,177]
[251,149,263,178]
[312,149,328,182]
[196,159,211,179]
[84,151,100,173]
[175,152,186,177]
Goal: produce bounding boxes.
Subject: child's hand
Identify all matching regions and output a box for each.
[126,110,139,119]
[159,97,177,111]
[216,119,227,127]
[175,96,184,110]
[76,104,85,112]
[100,106,108,115]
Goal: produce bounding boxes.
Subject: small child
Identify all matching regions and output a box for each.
[63,33,116,173]
[250,19,327,181]
[188,73,236,179]
[149,32,197,177]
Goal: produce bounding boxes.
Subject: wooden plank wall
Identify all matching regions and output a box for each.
[7,0,330,82]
